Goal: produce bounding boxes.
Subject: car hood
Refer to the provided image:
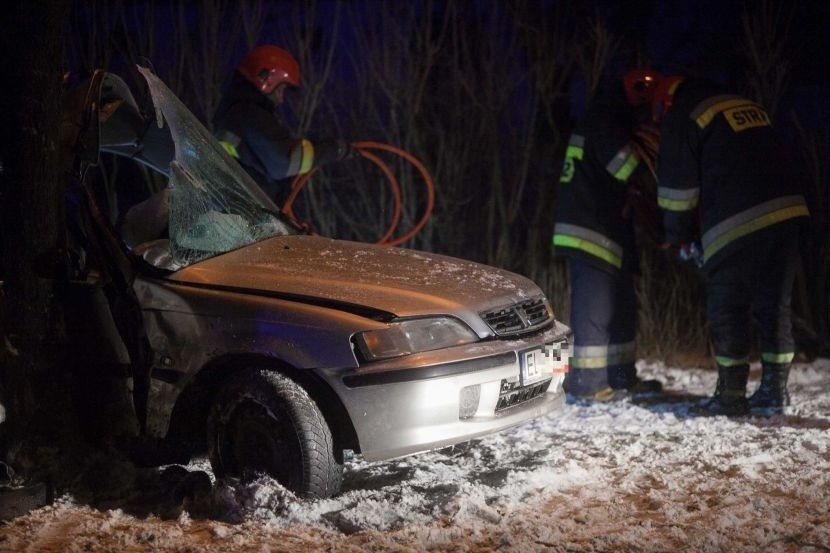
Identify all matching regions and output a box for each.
[169,234,544,333]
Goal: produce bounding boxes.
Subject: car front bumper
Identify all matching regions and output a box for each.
[322,321,570,461]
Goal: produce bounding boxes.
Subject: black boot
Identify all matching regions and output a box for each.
[625,378,663,394]
[608,365,663,395]
[696,364,750,417]
[748,363,791,413]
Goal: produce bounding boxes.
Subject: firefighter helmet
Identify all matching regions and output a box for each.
[237,45,300,94]
[651,75,685,122]
[622,69,663,107]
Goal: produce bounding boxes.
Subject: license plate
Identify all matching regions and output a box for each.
[521,342,569,387]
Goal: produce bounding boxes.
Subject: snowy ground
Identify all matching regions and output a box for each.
[0,359,828,552]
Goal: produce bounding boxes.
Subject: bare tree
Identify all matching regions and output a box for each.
[61,0,761,364]
[0,0,74,473]
[740,0,792,120]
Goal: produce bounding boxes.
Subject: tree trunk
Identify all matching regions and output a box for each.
[0,1,73,473]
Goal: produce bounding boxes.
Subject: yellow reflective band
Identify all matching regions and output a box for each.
[606,145,639,182]
[561,135,585,183]
[658,195,698,211]
[614,154,639,181]
[703,204,810,263]
[219,140,240,159]
[299,139,314,173]
[716,356,748,367]
[695,98,758,129]
[691,95,741,120]
[761,352,795,364]
[703,196,807,248]
[560,145,584,183]
[553,234,622,269]
[566,145,584,160]
[570,356,609,369]
[668,79,682,95]
[570,353,636,369]
[658,186,699,212]
[570,342,636,369]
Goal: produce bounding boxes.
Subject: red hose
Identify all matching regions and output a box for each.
[281,141,435,247]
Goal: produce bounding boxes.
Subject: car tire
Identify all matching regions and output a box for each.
[207,368,343,499]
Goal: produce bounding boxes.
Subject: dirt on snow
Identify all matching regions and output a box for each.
[0,359,828,552]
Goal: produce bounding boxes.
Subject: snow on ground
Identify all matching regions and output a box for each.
[0,359,828,552]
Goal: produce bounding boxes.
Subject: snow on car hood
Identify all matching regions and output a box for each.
[169,234,543,324]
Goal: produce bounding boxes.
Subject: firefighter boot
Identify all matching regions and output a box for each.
[697,364,750,417]
[564,369,624,403]
[608,365,663,395]
[627,378,663,394]
[748,363,791,413]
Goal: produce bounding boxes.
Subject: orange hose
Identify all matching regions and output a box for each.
[281,147,403,243]
[631,141,657,180]
[281,141,435,247]
[355,147,402,244]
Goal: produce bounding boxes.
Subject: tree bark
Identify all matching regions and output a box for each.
[0,1,73,472]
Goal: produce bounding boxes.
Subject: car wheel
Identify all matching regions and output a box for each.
[207,368,343,499]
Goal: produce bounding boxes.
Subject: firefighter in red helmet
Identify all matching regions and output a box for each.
[237,44,301,94]
[552,69,664,401]
[213,45,355,205]
[623,69,662,108]
[652,74,810,416]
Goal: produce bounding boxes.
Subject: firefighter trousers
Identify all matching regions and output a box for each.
[565,257,638,397]
[705,223,800,366]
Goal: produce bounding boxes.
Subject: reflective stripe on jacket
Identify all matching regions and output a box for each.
[212,75,318,202]
[656,79,809,269]
[553,223,623,269]
[553,97,640,273]
[701,195,808,263]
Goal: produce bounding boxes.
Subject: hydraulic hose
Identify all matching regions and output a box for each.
[281,141,435,247]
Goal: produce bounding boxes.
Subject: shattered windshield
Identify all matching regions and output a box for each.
[136,66,295,269]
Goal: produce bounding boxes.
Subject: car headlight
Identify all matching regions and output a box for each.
[354,317,479,361]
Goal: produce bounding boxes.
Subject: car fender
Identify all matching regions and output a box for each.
[134,276,383,437]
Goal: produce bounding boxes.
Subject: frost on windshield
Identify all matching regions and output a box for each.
[136,66,294,268]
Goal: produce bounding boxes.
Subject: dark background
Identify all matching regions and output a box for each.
[10,0,830,358]
[0,0,827,507]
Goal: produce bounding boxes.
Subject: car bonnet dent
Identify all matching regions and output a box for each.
[170,234,545,338]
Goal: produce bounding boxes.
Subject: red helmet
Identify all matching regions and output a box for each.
[237,45,300,94]
[651,75,685,122]
[622,69,663,107]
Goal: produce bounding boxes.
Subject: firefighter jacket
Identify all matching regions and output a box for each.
[657,79,810,270]
[553,97,641,274]
[212,75,345,203]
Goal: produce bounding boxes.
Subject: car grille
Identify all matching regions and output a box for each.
[495,378,551,413]
[480,298,551,336]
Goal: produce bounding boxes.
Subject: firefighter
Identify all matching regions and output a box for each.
[652,74,810,416]
[212,45,355,205]
[552,70,664,401]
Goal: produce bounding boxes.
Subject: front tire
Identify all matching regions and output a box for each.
[207,369,343,499]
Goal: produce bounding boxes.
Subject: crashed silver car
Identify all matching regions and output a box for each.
[53,67,570,498]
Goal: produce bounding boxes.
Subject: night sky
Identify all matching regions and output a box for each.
[576,0,829,125]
